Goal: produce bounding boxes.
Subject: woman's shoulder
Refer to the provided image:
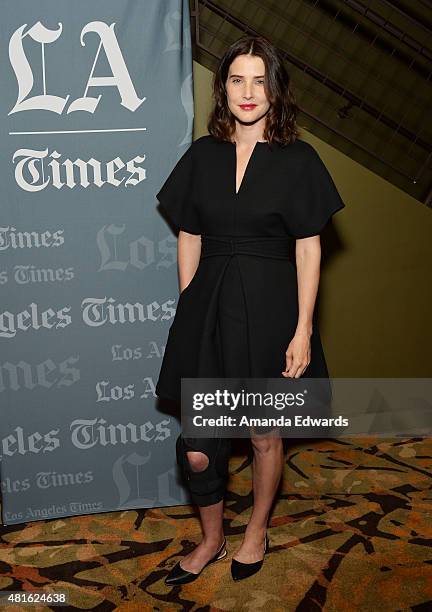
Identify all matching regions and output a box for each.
[280,138,319,160]
[188,134,227,161]
[191,134,224,148]
[280,139,330,177]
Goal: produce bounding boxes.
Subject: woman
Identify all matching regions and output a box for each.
[156,35,345,585]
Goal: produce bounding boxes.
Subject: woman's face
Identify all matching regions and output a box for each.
[225,54,271,126]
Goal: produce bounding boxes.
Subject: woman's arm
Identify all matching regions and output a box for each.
[282,235,321,378]
[295,235,321,337]
[178,231,202,292]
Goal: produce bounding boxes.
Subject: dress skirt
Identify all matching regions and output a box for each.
[217,256,250,379]
[181,256,272,464]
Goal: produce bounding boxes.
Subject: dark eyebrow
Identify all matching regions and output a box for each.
[229,74,265,78]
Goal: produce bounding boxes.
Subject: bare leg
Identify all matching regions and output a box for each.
[233,432,284,563]
[179,451,225,573]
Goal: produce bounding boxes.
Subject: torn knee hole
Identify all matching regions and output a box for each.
[186,450,210,472]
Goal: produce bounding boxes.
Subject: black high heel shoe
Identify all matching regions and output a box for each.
[164,537,227,586]
[230,533,268,581]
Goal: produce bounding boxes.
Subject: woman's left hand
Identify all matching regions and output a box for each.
[282,331,311,378]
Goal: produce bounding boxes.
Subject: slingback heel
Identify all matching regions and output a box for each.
[165,537,227,586]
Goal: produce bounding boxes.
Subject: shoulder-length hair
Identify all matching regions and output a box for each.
[207,35,300,146]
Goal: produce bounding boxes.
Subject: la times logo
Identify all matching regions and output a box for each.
[9,21,148,191]
[0,226,64,250]
[0,225,72,286]
[2,468,96,524]
[81,296,175,326]
[0,264,74,286]
[0,303,72,338]
[0,298,176,338]
[0,355,80,392]
[0,418,171,459]
[13,147,146,192]
[8,21,145,116]
[1,468,93,491]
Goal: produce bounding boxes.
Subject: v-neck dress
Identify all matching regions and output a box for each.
[155,135,345,404]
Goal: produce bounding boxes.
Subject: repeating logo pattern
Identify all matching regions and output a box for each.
[1,0,193,525]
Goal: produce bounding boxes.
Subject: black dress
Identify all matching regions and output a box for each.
[155,135,345,404]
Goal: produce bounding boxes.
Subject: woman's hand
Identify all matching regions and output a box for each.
[282,331,311,378]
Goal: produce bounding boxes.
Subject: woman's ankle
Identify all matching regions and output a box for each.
[244,524,267,537]
[202,534,225,548]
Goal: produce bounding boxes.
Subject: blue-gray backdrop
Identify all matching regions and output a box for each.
[1,0,192,525]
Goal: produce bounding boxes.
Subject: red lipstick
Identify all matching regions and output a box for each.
[239,104,257,110]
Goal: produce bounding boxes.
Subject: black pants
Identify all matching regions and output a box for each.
[176,257,249,507]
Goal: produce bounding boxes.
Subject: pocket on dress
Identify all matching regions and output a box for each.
[179,264,201,299]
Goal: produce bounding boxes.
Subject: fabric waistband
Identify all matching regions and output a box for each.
[200,235,295,260]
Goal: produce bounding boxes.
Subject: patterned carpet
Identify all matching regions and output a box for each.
[0,437,431,611]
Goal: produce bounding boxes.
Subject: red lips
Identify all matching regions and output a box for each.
[239,104,257,109]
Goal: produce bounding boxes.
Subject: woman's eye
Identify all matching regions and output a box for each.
[231,78,264,84]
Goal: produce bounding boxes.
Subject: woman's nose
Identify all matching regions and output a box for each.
[243,83,253,98]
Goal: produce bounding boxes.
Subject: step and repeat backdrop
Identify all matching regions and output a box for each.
[0,0,193,525]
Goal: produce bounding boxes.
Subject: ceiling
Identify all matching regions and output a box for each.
[191,0,432,205]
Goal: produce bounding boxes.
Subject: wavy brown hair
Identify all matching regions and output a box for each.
[207,35,300,147]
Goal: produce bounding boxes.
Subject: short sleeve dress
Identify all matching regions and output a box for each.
[155,135,345,403]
